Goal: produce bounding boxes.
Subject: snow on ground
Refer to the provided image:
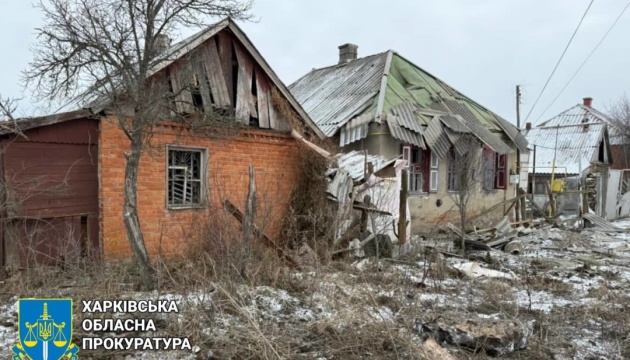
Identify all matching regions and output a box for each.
[0,219,629,359]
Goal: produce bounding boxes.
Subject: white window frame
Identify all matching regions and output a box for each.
[429,151,439,192]
[166,145,208,209]
[402,145,426,194]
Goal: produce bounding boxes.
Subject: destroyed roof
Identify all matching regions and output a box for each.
[289,51,528,154]
[53,18,324,138]
[524,120,610,175]
[539,103,624,145]
[334,150,398,182]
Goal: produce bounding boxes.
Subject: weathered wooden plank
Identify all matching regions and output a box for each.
[194,58,214,113]
[233,41,258,119]
[201,40,231,108]
[256,72,271,128]
[268,91,279,129]
[217,31,234,103]
[168,62,194,114]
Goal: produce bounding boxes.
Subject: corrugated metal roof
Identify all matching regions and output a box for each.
[289,52,387,135]
[540,104,624,145]
[334,150,397,182]
[340,123,369,146]
[449,109,513,154]
[423,117,451,159]
[439,114,470,133]
[524,123,606,174]
[390,101,425,133]
[494,115,529,153]
[290,50,526,154]
[444,127,474,155]
[387,119,425,148]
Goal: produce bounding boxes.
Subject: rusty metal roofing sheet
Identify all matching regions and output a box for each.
[423,117,451,159]
[524,123,606,174]
[340,123,369,146]
[387,118,425,148]
[335,150,397,182]
[289,52,388,136]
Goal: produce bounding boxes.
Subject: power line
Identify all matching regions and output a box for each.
[524,0,595,123]
[535,0,630,123]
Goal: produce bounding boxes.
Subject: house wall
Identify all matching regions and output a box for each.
[406,150,517,233]
[0,119,100,267]
[343,126,518,233]
[610,144,630,169]
[98,117,301,260]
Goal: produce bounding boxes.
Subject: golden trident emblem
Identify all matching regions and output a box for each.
[23,302,67,360]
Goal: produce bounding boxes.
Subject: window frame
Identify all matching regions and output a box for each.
[165,145,209,210]
[402,145,431,194]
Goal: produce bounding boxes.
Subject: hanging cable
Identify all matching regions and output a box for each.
[535,0,630,123]
[524,0,595,123]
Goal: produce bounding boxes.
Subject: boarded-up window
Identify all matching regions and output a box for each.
[167,147,207,208]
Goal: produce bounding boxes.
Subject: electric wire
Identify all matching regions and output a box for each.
[535,0,630,123]
[524,0,595,123]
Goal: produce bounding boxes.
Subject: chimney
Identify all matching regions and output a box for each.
[583,97,593,107]
[338,43,358,64]
[525,122,532,131]
[154,34,172,54]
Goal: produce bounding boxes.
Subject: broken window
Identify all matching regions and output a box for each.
[167,147,206,208]
[402,146,437,193]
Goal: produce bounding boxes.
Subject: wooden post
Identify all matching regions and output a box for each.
[398,169,409,245]
[243,165,257,243]
[519,188,527,220]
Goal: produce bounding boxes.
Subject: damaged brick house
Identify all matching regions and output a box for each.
[289,44,528,232]
[0,19,323,268]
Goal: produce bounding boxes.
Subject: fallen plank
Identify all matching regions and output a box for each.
[223,199,301,269]
[583,213,623,230]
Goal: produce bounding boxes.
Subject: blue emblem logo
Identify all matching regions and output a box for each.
[13,299,79,360]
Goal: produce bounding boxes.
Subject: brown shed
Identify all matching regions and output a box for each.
[0,110,100,268]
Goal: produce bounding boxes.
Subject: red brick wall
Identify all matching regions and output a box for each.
[99,117,301,260]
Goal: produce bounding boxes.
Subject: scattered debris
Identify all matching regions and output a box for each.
[451,261,518,281]
[415,314,535,357]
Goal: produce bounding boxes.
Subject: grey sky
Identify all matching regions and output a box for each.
[1,0,629,126]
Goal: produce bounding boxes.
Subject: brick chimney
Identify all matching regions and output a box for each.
[154,34,172,54]
[583,97,593,107]
[338,43,358,64]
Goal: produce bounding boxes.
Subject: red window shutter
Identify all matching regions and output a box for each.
[421,149,431,193]
[495,154,507,189]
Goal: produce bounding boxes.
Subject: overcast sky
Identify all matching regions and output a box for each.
[1,0,629,126]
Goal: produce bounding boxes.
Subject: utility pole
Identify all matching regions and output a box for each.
[515,85,522,221]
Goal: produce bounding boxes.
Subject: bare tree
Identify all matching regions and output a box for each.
[607,95,630,168]
[24,0,253,287]
[447,135,484,254]
[0,95,25,136]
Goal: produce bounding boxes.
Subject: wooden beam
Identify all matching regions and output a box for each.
[234,41,258,118]
[201,40,231,107]
[256,73,271,129]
